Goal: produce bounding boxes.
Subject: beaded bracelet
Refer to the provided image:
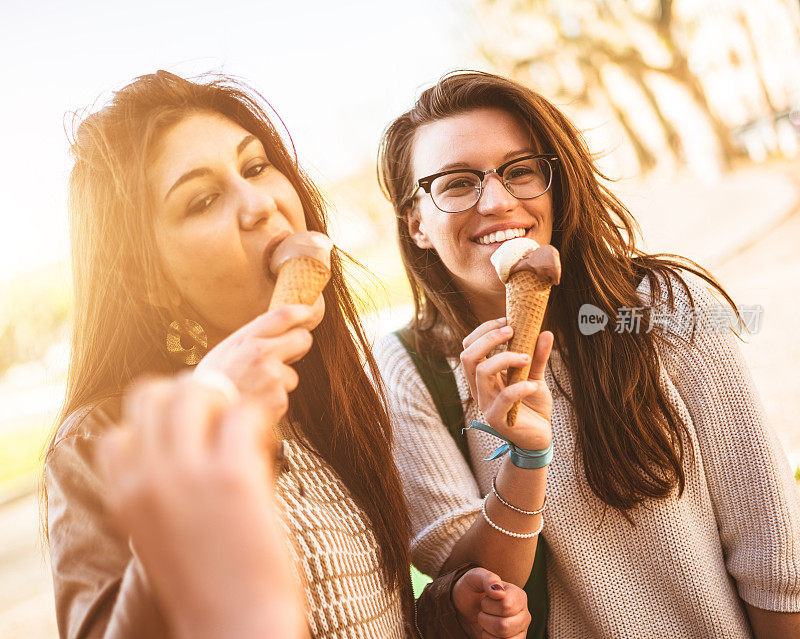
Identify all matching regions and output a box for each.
[491,477,547,516]
[481,494,544,539]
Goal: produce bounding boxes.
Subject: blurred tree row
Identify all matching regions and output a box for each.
[0,262,70,377]
[475,0,800,175]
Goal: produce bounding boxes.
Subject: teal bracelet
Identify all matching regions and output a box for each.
[467,420,553,469]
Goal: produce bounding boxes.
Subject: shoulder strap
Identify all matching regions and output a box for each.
[394,328,471,471]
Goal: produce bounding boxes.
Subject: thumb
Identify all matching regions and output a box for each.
[484,577,507,600]
[528,330,554,381]
[461,567,506,599]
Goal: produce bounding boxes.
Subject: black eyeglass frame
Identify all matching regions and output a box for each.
[408,153,560,213]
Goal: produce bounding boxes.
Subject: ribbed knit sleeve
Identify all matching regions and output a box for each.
[374,333,482,578]
[653,272,800,611]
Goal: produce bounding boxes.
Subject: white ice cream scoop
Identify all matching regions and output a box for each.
[490,237,541,284]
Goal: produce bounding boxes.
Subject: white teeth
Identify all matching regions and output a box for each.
[476,227,527,245]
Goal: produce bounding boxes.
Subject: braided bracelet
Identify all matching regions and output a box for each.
[466,420,553,469]
[481,495,544,539]
[491,477,547,516]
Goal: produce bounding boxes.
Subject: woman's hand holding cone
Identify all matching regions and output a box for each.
[461,317,553,451]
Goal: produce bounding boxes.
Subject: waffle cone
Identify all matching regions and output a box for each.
[268,257,330,311]
[505,270,551,428]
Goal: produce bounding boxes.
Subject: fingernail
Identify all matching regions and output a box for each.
[491,583,504,591]
[521,354,531,361]
[498,317,507,325]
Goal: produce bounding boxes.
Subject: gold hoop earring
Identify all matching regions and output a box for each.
[166,319,208,366]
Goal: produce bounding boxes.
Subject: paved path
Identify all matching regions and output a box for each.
[0,495,57,639]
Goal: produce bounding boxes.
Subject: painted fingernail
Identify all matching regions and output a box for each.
[490,583,504,591]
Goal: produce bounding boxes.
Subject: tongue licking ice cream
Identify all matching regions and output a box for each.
[490,237,561,428]
[267,231,334,311]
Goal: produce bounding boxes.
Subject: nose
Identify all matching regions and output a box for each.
[236,180,276,230]
[475,172,515,216]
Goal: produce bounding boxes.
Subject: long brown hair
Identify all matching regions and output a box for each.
[378,70,740,518]
[44,71,410,588]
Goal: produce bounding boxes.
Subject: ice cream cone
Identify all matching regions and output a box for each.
[505,271,551,428]
[268,256,330,311]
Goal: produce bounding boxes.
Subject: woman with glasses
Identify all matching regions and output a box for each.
[374,70,800,638]
[42,70,534,639]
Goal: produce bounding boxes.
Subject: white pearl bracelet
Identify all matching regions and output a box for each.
[481,495,544,539]
[491,477,547,516]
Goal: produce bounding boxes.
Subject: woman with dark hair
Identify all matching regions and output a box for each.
[43,70,532,639]
[375,70,800,638]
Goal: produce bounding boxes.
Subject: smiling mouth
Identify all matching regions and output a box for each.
[473,226,531,245]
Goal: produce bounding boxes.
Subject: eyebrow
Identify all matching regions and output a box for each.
[237,134,257,155]
[434,148,538,174]
[163,134,259,202]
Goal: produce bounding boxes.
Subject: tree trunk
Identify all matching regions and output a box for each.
[649,7,740,166]
[736,7,781,114]
[664,56,739,167]
[629,68,684,162]
[583,58,658,173]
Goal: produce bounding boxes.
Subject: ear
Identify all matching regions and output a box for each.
[406,204,434,250]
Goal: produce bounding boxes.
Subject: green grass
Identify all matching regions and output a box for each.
[0,413,53,487]
[411,565,433,598]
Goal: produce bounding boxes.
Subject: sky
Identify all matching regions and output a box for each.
[0,0,480,282]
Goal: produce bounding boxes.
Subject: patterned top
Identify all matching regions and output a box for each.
[374,271,800,638]
[274,435,406,638]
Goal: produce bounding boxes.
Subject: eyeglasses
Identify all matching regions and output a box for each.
[409,154,559,214]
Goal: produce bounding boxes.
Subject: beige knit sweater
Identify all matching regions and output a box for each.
[375,272,800,638]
